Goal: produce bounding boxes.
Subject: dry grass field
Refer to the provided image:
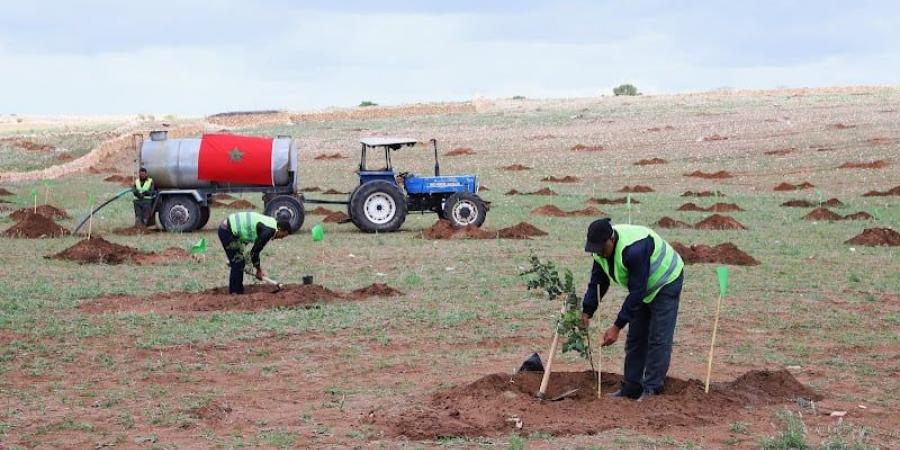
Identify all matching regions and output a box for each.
[0,87,898,449]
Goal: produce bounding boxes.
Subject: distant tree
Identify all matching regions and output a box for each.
[613,84,640,96]
[512,95,526,100]
[359,101,378,107]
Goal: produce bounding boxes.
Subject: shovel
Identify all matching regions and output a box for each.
[244,268,284,292]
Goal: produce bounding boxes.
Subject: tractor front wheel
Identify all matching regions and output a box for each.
[349,181,407,232]
[443,192,487,228]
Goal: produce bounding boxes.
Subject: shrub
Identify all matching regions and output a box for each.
[613,84,640,96]
[358,101,378,107]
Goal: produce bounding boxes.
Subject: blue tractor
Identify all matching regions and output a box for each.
[347,137,487,232]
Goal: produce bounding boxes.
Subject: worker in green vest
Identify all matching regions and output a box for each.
[132,168,157,226]
[581,218,685,400]
[217,211,293,294]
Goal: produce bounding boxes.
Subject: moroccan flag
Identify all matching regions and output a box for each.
[197,133,274,186]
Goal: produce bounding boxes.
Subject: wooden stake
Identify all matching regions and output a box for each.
[596,318,602,398]
[704,293,724,393]
[537,303,566,399]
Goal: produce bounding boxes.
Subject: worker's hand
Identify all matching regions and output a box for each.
[579,312,591,329]
[255,268,265,280]
[601,325,620,346]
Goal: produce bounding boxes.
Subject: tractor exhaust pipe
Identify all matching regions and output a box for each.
[431,138,440,176]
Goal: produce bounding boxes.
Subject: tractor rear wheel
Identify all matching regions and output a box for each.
[443,192,486,228]
[159,194,203,232]
[349,181,407,232]
[264,195,305,232]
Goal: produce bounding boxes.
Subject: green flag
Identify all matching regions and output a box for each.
[190,237,207,254]
[31,187,38,197]
[311,224,325,242]
[716,266,729,297]
[42,180,52,188]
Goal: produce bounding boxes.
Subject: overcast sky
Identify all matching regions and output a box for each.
[2,0,898,115]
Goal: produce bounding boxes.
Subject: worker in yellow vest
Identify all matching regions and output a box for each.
[581,218,685,401]
[132,168,157,226]
[217,211,292,294]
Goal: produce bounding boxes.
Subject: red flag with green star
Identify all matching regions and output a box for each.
[197,133,274,185]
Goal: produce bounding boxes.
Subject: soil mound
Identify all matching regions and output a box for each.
[867,137,895,146]
[634,158,667,165]
[842,211,872,221]
[0,188,15,196]
[832,123,856,129]
[314,153,347,160]
[373,369,817,439]
[681,190,724,197]
[3,212,69,238]
[497,222,548,239]
[299,186,322,192]
[803,207,843,221]
[671,242,759,265]
[693,214,747,230]
[321,189,348,195]
[587,197,640,205]
[540,175,580,183]
[838,160,888,169]
[532,205,601,217]
[655,217,693,229]
[500,164,532,171]
[823,198,844,207]
[845,228,900,246]
[350,283,403,299]
[862,186,900,197]
[308,207,336,215]
[702,134,728,141]
[507,188,557,196]
[211,193,236,201]
[227,199,254,209]
[103,174,131,185]
[479,186,489,192]
[571,144,604,152]
[9,205,70,220]
[781,199,816,207]
[323,211,350,223]
[445,147,475,156]
[774,182,815,191]
[684,170,733,179]
[423,220,494,240]
[677,202,706,212]
[0,137,54,151]
[49,237,188,265]
[618,185,654,193]
[764,148,796,156]
[708,203,744,212]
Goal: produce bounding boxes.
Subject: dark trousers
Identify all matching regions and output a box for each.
[218,224,245,294]
[133,199,153,226]
[622,272,684,396]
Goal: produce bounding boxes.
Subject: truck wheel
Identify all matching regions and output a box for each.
[443,192,486,228]
[349,180,407,232]
[159,195,203,232]
[197,206,211,230]
[264,195,305,232]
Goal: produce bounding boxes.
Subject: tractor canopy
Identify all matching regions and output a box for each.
[359,137,418,149]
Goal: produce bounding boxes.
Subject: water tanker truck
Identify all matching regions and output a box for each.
[135,130,487,233]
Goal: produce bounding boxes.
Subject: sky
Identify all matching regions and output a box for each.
[1,0,899,115]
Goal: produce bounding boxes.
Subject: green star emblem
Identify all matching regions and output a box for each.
[228,147,244,163]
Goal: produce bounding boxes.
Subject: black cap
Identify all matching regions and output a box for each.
[584,218,613,253]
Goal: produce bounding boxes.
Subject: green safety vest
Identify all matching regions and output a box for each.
[134,178,153,195]
[592,224,684,303]
[228,212,277,243]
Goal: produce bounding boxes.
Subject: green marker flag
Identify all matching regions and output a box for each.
[311,224,325,242]
[190,237,207,254]
[42,180,52,188]
[716,266,729,297]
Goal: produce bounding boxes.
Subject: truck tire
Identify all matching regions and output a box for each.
[264,195,304,232]
[159,194,203,232]
[197,206,211,230]
[349,180,407,232]
[443,192,486,228]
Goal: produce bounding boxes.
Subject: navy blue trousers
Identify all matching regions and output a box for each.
[621,272,683,397]
[217,224,245,294]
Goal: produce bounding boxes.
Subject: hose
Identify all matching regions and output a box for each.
[73,188,133,234]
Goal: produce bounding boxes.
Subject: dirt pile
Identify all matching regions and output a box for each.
[774,182,815,191]
[506,188,557,196]
[867,137,895,146]
[845,228,900,246]
[842,212,873,220]
[540,175,580,183]
[684,170,733,179]
[764,148,796,156]
[211,193,236,201]
[323,211,350,223]
[823,198,844,207]
[677,202,706,212]
[0,137,54,151]
[838,160,888,169]
[681,190,725,197]
[3,212,69,238]
[571,144,604,152]
[832,123,856,129]
[500,164,532,171]
[634,158,667,165]
[655,217,693,229]
[587,197,640,205]
[113,225,158,236]
[350,283,403,299]
[300,186,322,192]
[445,147,475,156]
[314,153,347,160]
[308,207,336,215]
[0,188,13,196]
[618,185,654,193]
[103,174,131,186]
[80,281,401,314]
[210,199,253,209]
[50,237,188,265]
[781,199,816,207]
[803,207,843,221]
[321,189,348,195]
[9,205,70,220]
[862,186,900,197]
[423,220,495,240]
[693,214,747,230]
[532,205,601,217]
[677,203,744,213]
[702,134,728,141]
[647,125,675,131]
[497,222,548,239]
[672,242,759,265]
[372,369,817,439]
